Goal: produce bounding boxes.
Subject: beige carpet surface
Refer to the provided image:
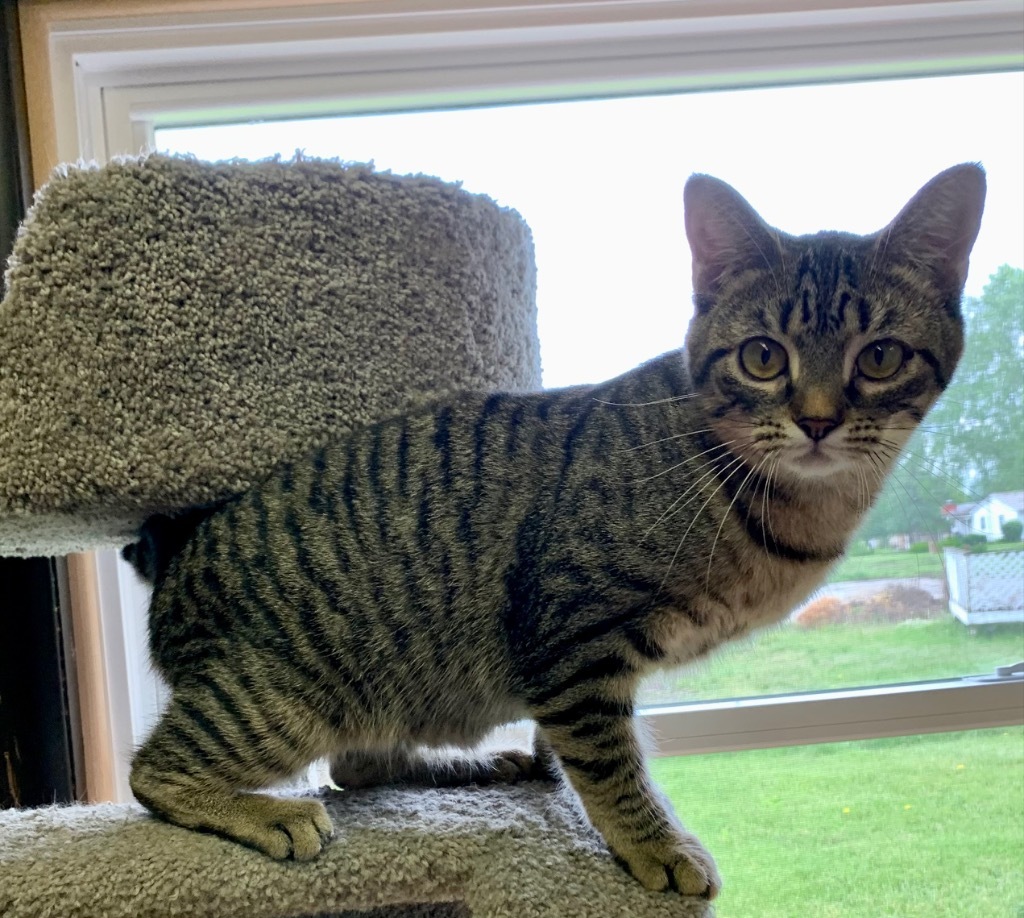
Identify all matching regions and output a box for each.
[0,783,712,918]
[0,154,539,557]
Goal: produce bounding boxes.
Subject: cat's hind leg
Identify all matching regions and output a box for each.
[130,677,335,860]
[329,733,557,789]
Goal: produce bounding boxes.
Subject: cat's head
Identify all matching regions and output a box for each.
[682,164,986,485]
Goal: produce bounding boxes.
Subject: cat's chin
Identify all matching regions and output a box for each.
[782,446,854,479]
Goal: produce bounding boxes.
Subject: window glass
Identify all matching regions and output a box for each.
[158,72,1024,703]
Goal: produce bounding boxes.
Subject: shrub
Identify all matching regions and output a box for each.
[794,596,848,628]
[939,536,963,548]
[909,541,930,554]
[962,534,988,548]
[1001,519,1023,542]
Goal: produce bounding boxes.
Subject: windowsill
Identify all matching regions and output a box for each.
[644,678,1024,755]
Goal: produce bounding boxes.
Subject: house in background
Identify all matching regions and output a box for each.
[942,500,979,537]
[945,491,1024,540]
[972,491,1024,540]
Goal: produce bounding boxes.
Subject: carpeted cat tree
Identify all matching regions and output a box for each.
[0,155,711,918]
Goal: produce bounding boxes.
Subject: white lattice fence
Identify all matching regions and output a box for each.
[943,548,1024,626]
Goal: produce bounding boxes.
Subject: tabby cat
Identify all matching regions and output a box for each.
[126,164,985,900]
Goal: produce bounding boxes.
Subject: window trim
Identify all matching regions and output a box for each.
[22,0,1024,800]
[33,1,1024,171]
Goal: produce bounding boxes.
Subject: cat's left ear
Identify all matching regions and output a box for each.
[879,163,987,294]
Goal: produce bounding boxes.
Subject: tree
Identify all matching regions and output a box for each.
[856,429,960,544]
[920,265,1024,496]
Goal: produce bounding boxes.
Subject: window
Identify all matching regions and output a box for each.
[154,71,1024,712]
[26,0,1024,840]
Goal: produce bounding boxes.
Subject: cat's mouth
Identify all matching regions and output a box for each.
[784,440,850,475]
[795,446,832,464]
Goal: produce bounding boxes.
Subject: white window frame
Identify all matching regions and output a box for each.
[36,0,1024,799]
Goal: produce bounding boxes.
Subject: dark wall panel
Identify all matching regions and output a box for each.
[0,2,79,807]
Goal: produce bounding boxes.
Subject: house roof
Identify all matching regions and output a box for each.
[942,501,978,520]
[986,491,1024,512]
[942,492,1023,519]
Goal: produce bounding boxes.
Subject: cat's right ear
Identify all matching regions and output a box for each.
[684,174,779,307]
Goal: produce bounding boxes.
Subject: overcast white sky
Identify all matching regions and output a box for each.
[160,71,1024,388]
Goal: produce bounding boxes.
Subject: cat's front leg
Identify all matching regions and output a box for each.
[131,681,334,860]
[535,712,721,899]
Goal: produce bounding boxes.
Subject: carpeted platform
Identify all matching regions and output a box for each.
[0,783,712,918]
[0,154,539,557]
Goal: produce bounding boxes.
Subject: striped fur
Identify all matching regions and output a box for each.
[127,165,984,899]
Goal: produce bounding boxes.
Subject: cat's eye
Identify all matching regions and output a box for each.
[856,340,907,380]
[739,338,788,380]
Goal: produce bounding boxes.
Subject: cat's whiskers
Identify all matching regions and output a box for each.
[593,393,700,408]
[703,453,771,593]
[854,446,888,519]
[872,446,936,537]
[619,428,715,453]
[864,450,895,519]
[860,456,891,533]
[639,449,738,544]
[627,438,738,486]
[657,453,748,595]
[871,443,957,544]
[876,438,984,502]
[759,455,773,552]
[886,422,956,433]
[761,454,782,547]
[856,459,872,517]
[874,441,989,543]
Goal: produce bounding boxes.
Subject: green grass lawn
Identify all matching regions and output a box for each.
[827,544,1024,583]
[828,549,945,582]
[651,727,1024,918]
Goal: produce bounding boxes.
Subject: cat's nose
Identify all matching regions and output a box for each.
[797,416,841,441]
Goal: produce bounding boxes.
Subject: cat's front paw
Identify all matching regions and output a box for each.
[228,795,335,861]
[616,829,721,899]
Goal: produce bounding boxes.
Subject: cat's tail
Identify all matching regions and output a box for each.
[122,504,223,584]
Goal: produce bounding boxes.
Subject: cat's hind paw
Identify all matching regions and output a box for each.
[481,749,557,784]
